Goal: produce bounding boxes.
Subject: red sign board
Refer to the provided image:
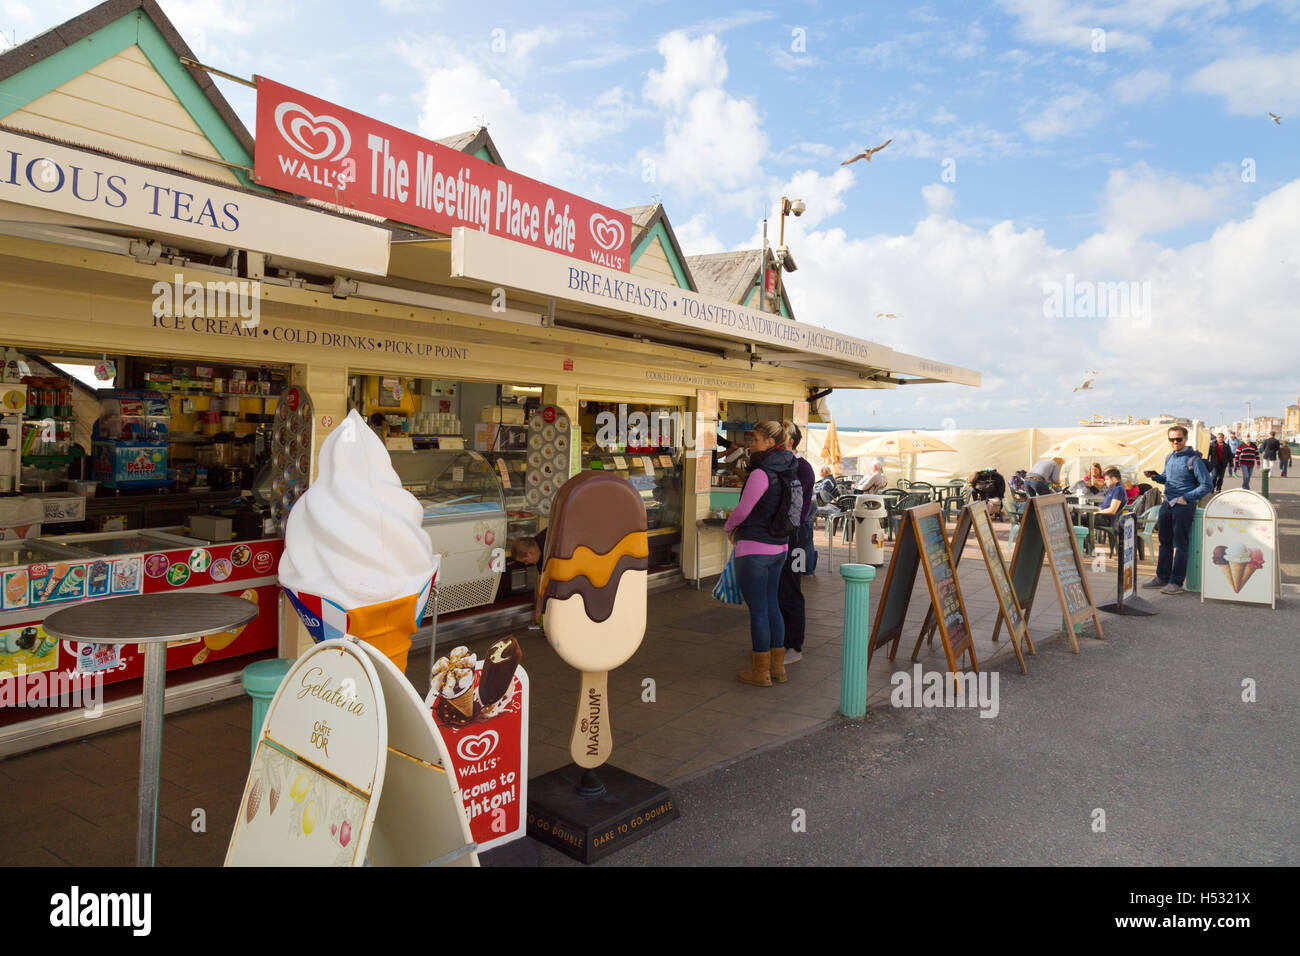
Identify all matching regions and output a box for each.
[254,77,632,272]
[764,268,778,294]
[428,659,528,853]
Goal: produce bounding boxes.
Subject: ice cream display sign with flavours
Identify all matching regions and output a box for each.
[279,408,438,672]
[427,636,529,852]
[1202,490,1278,609]
[228,638,477,867]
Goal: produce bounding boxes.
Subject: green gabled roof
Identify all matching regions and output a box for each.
[0,0,257,186]
[624,203,696,291]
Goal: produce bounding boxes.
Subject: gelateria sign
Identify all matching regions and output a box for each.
[255,77,631,272]
[451,227,981,385]
[0,128,391,276]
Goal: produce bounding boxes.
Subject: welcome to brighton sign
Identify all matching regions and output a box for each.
[254,77,632,272]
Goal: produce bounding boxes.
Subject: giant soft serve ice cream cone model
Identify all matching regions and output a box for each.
[279,409,437,674]
[537,471,648,770]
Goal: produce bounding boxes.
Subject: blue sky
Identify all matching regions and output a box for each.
[5,0,1299,431]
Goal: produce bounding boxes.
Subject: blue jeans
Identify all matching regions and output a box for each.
[1240,465,1253,490]
[735,551,786,652]
[1156,500,1195,586]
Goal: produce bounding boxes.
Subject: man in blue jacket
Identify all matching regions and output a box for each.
[1142,425,1213,594]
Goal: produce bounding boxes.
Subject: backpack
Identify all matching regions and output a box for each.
[767,469,803,538]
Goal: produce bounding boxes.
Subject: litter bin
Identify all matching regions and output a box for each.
[854,494,887,565]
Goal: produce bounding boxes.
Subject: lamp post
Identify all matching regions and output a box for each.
[773,196,805,316]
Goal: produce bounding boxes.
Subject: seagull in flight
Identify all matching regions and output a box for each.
[876,312,899,318]
[1269,112,1282,124]
[842,139,892,165]
[1073,378,1095,392]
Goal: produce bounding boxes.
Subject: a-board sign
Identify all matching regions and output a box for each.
[868,502,978,676]
[1098,513,1153,615]
[920,502,1031,673]
[1201,489,1278,609]
[1001,494,1103,651]
[428,638,530,853]
[227,638,478,867]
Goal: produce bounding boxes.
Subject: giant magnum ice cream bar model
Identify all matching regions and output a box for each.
[279,410,437,673]
[536,471,648,769]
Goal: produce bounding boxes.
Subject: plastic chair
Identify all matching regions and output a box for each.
[909,481,935,502]
[941,489,969,523]
[1005,493,1027,544]
[887,493,928,539]
[1136,506,1160,561]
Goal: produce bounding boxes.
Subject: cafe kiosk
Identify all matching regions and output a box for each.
[226,637,477,867]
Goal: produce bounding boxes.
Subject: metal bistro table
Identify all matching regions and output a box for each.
[42,592,259,866]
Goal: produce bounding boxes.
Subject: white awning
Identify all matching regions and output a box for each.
[448,227,980,387]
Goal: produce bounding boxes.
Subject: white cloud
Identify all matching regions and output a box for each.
[640,33,767,210]
[930,106,958,125]
[403,38,633,190]
[796,142,835,158]
[1112,68,1171,105]
[922,183,955,215]
[674,213,726,256]
[1022,89,1105,140]
[788,175,1300,428]
[1102,162,1239,236]
[644,33,728,110]
[1187,49,1300,116]
[994,0,1233,51]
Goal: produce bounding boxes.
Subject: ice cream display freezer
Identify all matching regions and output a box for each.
[390,449,506,615]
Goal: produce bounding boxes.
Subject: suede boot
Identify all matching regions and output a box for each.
[769,647,787,683]
[738,651,772,687]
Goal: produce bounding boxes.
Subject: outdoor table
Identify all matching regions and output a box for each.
[1069,503,1103,554]
[41,592,258,866]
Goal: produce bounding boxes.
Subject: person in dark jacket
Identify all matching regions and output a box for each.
[1206,432,1233,493]
[1259,431,1281,477]
[777,421,816,664]
[723,421,797,687]
[1279,439,1292,477]
[1142,425,1213,594]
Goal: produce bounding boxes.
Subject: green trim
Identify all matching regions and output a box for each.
[630,221,691,289]
[0,16,138,118]
[133,15,256,187]
[741,282,792,317]
[473,145,496,164]
[0,11,257,189]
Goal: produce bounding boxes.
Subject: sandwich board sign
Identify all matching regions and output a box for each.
[868,502,978,678]
[227,638,478,867]
[1201,489,1278,609]
[1098,513,1154,616]
[1000,494,1104,651]
[919,501,1031,673]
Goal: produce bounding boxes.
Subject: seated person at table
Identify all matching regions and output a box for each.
[1123,478,1140,502]
[812,466,838,504]
[1096,467,1126,527]
[1087,462,1105,492]
[853,462,887,494]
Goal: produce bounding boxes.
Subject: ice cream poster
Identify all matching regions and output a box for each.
[427,637,528,852]
[1202,490,1277,608]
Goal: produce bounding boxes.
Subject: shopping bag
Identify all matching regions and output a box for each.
[711,546,744,605]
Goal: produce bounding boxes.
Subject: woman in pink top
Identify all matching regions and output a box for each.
[724,421,797,687]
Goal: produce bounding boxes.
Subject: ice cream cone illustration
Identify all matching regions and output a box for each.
[278,408,438,678]
[539,471,648,770]
[1212,543,1266,594]
[429,646,478,723]
[1220,562,1237,591]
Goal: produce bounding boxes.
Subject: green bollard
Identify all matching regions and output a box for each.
[1185,507,1204,593]
[241,658,293,762]
[1064,526,1090,634]
[839,563,876,719]
[1261,468,1270,500]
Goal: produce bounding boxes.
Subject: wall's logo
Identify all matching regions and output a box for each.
[274,102,351,161]
[588,213,625,253]
[456,730,499,761]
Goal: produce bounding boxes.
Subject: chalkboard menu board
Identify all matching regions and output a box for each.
[917,503,1030,673]
[1003,494,1103,651]
[870,502,977,676]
